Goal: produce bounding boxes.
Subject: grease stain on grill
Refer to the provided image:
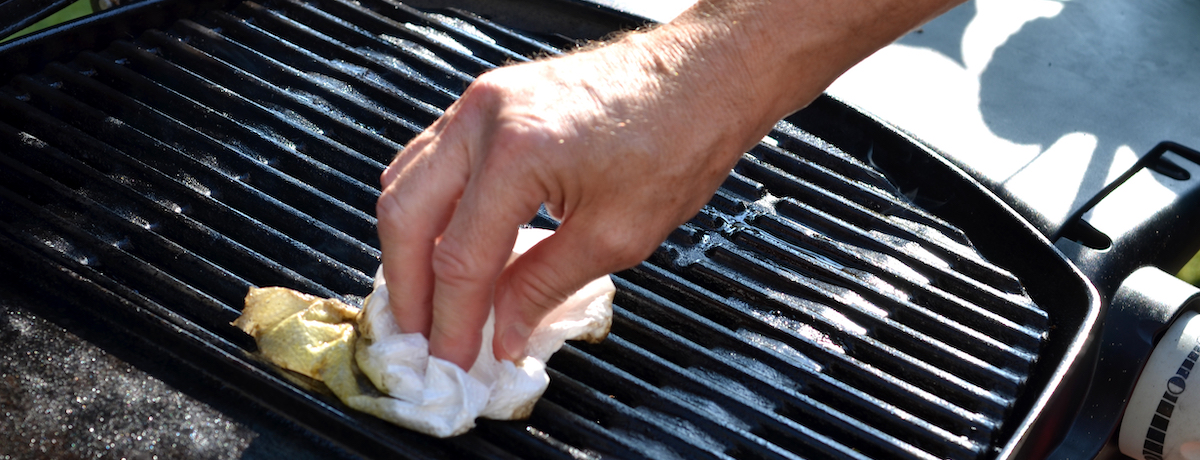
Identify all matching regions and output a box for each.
[178,173,213,197]
[748,309,848,355]
[353,47,431,85]
[117,208,155,231]
[243,124,301,154]
[660,385,753,433]
[16,131,45,148]
[326,59,408,97]
[303,71,374,106]
[278,90,363,129]
[378,34,457,71]
[147,194,186,215]
[403,23,473,55]
[426,13,498,46]
[626,408,727,458]
[37,233,93,267]
[525,426,601,460]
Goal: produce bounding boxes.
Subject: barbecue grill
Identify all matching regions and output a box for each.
[1,0,1198,458]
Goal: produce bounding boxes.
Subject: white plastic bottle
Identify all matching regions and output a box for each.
[1120,310,1200,460]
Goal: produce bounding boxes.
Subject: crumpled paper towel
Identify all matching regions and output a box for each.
[233,228,615,437]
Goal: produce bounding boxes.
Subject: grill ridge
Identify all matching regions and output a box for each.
[0,1,1055,458]
[603,301,984,459]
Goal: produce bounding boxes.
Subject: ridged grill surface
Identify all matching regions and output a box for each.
[0,0,1050,458]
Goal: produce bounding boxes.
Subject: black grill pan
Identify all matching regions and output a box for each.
[0,0,1101,458]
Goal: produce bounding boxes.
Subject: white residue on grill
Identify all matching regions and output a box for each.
[712,346,805,391]
[326,60,410,100]
[610,430,692,460]
[35,232,92,266]
[658,385,751,433]
[747,309,846,355]
[868,229,951,270]
[263,104,325,138]
[524,427,600,460]
[17,131,47,148]
[177,173,212,197]
[355,47,446,91]
[855,249,931,291]
[426,14,497,46]
[735,233,890,322]
[239,123,298,155]
[888,216,983,265]
[108,236,132,250]
[744,193,782,221]
[691,366,781,413]
[734,329,823,373]
[188,150,245,183]
[116,207,154,231]
[831,286,891,319]
[628,407,726,458]
[278,90,377,136]
[146,193,184,215]
[107,175,186,216]
[378,35,457,72]
[301,71,376,109]
[403,23,473,55]
[820,307,868,336]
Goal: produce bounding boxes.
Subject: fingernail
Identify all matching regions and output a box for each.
[501,323,532,361]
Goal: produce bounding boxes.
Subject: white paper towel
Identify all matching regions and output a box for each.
[235,228,615,438]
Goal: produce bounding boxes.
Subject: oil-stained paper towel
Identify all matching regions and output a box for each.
[234,228,615,437]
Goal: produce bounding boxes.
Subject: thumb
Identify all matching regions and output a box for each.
[491,223,653,361]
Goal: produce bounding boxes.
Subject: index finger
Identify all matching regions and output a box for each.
[376,126,471,338]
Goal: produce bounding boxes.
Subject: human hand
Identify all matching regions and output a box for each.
[375,36,773,370]
[375,0,961,370]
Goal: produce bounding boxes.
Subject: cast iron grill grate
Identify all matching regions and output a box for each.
[0,0,1050,458]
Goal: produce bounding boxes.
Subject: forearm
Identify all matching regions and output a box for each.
[596,0,965,153]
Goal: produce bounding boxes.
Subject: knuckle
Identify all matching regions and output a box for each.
[469,69,503,88]
[460,72,511,109]
[489,123,541,152]
[430,242,485,287]
[508,269,569,314]
[594,227,658,269]
[470,66,521,92]
[375,190,410,231]
[489,114,557,158]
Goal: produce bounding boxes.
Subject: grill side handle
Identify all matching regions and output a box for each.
[1055,141,1200,301]
[1047,141,1200,459]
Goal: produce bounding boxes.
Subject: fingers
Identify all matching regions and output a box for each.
[379,78,554,371]
[376,119,471,338]
[427,163,543,370]
[380,113,452,186]
[492,218,657,361]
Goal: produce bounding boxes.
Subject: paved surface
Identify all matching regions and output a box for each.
[611,0,1200,237]
[0,284,355,460]
[830,0,1200,235]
